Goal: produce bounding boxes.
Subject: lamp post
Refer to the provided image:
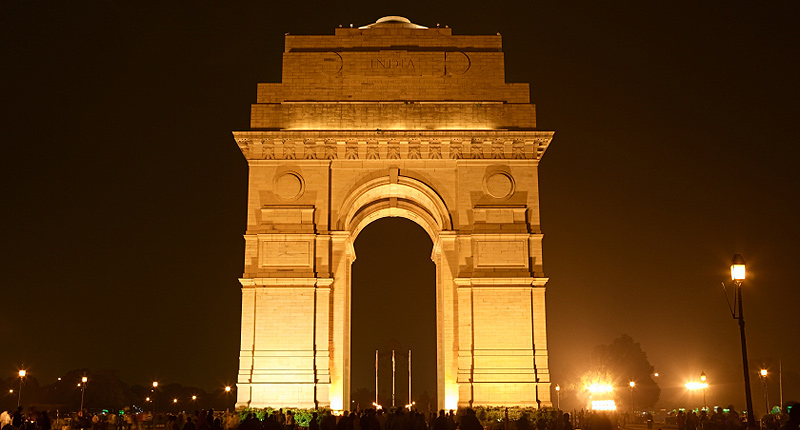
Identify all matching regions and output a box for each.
[629,381,636,413]
[80,375,88,411]
[18,370,26,407]
[760,368,769,417]
[152,381,159,414]
[555,385,561,409]
[700,372,707,408]
[225,386,232,409]
[730,254,757,429]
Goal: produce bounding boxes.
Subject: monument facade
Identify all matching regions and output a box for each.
[234,16,553,410]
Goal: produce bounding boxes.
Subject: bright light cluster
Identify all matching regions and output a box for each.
[591,400,617,411]
[586,383,614,393]
[685,382,709,390]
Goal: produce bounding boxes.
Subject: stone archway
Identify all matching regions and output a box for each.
[233,17,553,410]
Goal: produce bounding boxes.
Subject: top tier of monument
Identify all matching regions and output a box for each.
[252,16,536,130]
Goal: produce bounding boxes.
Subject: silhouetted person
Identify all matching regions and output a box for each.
[183,416,196,430]
[779,402,799,430]
[309,414,319,430]
[459,409,481,430]
[563,414,573,430]
[726,406,743,430]
[433,411,447,430]
[12,409,23,429]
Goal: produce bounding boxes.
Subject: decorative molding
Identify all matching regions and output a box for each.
[234,131,553,161]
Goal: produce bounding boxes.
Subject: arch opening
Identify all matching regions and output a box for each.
[350,217,437,410]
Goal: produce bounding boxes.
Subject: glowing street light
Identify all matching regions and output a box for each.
[17,369,26,407]
[152,381,159,413]
[701,372,707,407]
[80,374,88,411]
[629,381,636,412]
[192,395,197,401]
[726,254,756,429]
[555,384,561,409]
[760,368,769,417]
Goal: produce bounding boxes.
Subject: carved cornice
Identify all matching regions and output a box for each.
[233,130,553,161]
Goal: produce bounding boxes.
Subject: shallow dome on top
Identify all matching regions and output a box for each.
[359,16,428,29]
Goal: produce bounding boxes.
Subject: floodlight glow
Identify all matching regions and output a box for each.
[587,383,614,393]
[591,400,617,411]
[82,376,88,383]
[760,369,767,377]
[224,386,231,392]
[629,381,636,388]
[152,381,159,388]
[685,382,709,390]
[19,370,26,378]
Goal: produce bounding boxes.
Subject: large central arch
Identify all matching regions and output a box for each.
[233,17,553,410]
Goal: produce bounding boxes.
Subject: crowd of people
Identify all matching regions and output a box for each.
[0,403,797,430]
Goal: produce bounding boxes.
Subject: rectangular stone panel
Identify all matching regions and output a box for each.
[260,240,313,267]
[474,240,527,268]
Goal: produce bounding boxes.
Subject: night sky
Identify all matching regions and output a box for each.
[2,1,799,411]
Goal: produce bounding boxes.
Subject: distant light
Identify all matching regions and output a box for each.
[760,369,767,377]
[654,373,659,377]
[555,385,560,391]
[19,370,26,378]
[146,397,150,402]
[700,372,706,382]
[592,400,617,411]
[731,254,746,281]
[77,383,82,387]
[192,395,197,401]
[58,378,62,381]
[173,398,178,403]
[9,389,13,394]
[153,381,159,388]
[82,376,88,383]
[224,386,231,392]
[629,381,636,388]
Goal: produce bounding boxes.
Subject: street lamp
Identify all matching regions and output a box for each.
[18,369,26,407]
[80,375,88,411]
[224,386,232,409]
[700,372,707,408]
[152,381,159,414]
[555,385,561,409]
[729,254,757,429]
[629,381,636,413]
[760,368,769,417]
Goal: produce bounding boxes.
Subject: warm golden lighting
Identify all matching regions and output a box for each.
[152,381,159,388]
[146,397,150,402]
[192,395,197,401]
[18,370,26,378]
[700,372,706,382]
[8,389,13,394]
[731,254,746,281]
[591,400,617,411]
[586,383,614,393]
[224,386,231,393]
[77,383,81,387]
[629,381,636,388]
[173,398,178,403]
[685,382,709,390]
[555,385,560,391]
[654,372,659,377]
[760,369,767,377]
[82,376,88,383]
[372,402,383,410]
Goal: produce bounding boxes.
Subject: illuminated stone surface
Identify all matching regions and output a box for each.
[234,17,553,410]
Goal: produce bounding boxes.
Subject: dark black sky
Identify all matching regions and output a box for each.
[2,1,799,410]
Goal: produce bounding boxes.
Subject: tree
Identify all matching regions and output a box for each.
[582,334,660,410]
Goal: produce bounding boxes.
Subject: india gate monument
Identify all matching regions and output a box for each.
[233,16,553,410]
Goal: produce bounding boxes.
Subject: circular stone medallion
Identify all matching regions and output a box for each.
[275,172,304,201]
[485,172,515,199]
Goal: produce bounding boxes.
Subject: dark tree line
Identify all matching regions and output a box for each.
[1,369,234,413]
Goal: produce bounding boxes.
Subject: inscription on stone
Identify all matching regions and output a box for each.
[370,58,415,69]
